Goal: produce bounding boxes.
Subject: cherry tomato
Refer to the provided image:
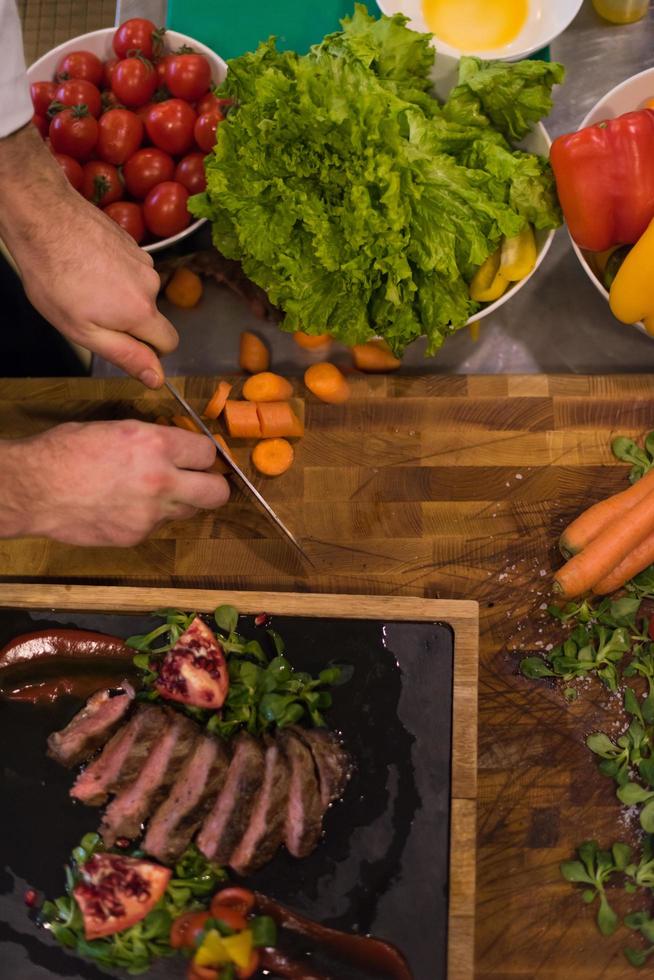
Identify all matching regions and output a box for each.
[207,902,248,932]
[145,99,196,155]
[170,910,211,949]
[49,106,98,160]
[113,18,160,60]
[210,888,256,916]
[97,108,143,165]
[52,152,84,191]
[164,54,212,102]
[102,57,120,89]
[31,113,48,138]
[155,55,171,87]
[194,109,221,153]
[124,147,175,198]
[187,964,218,980]
[111,56,158,108]
[82,160,123,205]
[143,181,190,237]
[101,90,122,112]
[196,91,219,116]
[55,79,102,118]
[56,50,103,87]
[103,201,145,243]
[174,152,206,194]
[236,950,261,980]
[30,81,56,115]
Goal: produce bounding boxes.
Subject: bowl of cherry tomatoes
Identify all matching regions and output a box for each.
[26,18,228,252]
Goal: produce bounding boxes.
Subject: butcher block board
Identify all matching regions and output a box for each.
[0,585,478,980]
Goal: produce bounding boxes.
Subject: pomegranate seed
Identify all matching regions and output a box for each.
[254,613,269,627]
[115,837,130,849]
[24,889,38,908]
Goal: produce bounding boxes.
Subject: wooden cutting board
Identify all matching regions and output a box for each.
[1,372,652,978]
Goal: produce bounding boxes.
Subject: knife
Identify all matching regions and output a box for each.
[162,379,313,565]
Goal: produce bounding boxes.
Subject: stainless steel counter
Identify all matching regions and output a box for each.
[94,0,654,377]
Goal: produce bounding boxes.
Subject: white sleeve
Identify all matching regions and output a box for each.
[0,0,34,138]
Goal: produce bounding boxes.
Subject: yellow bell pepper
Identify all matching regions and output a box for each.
[194,930,230,968]
[500,225,537,281]
[469,246,509,302]
[609,216,654,334]
[222,929,254,969]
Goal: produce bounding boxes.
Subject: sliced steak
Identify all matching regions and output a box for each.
[277,728,324,859]
[47,682,135,768]
[70,705,167,806]
[143,734,230,864]
[229,735,290,875]
[196,732,265,864]
[100,709,198,847]
[287,726,351,807]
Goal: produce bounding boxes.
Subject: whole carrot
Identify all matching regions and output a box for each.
[593,528,654,594]
[560,468,654,557]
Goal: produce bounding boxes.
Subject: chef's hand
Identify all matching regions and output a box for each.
[0,125,177,388]
[0,421,230,546]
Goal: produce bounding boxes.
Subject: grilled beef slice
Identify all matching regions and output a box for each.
[70,705,167,806]
[277,728,325,858]
[47,682,135,767]
[196,732,265,863]
[287,726,351,807]
[100,709,198,847]
[143,734,230,864]
[229,735,290,875]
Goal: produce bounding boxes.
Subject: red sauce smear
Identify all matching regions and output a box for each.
[254,893,414,980]
[0,629,134,702]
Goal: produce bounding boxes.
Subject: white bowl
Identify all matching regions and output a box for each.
[27,28,227,253]
[376,0,582,61]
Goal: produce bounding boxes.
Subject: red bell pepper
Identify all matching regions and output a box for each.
[550,109,654,252]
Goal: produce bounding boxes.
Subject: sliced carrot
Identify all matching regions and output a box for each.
[203,380,232,420]
[224,400,262,439]
[593,528,654,594]
[208,433,233,474]
[293,331,332,350]
[164,266,203,308]
[252,438,294,476]
[304,362,351,404]
[351,339,401,373]
[256,401,304,438]
[154,415,170,426]
[242,372,293,403]
[554,488,654,598]
[239,332,270,374]
[560,468,654,557]
[172,415,202,434]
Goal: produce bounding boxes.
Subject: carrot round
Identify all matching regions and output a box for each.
[560,468,654,557]
[164,266,203,308]
[593,528,654,594]
[242,372,293,403]
[304,362,351,404]
[256,402,304,438]
[172,415,202,434]
[203,381,232,420]
[293,331,332,350]
[351,339,401,373]
[224,401,262,439]
[554,488,654,598]
[252,438,294,476]
[239,332,270,374]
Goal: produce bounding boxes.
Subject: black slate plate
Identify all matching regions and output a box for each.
[0,609,454,980]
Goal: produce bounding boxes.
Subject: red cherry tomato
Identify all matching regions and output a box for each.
[111,57,158,108]
[210,887,256,916]
[187,964,218,980]
[101,90,122,112]
[206,902,248,931]
[49,106,98,160]
[96,108,143,165]
[124,147,175,198]
[82,160,123,205]
[155,56,171,87]
[31,113,48,138]
[55,79,102,118]
[30,81,57,115]
[56,50,103,87]
[143,181,190,237]
[174,152,206,194]
[102,57,120,89]
[145,99,196,155]
[170,911,210,949]
[196,91,219,116]
[52,152,84,190]
[193,109,221,153]
[164,54,212,102]
[236,950,261,980]
[103,201,145,243]
[113,18,160,60]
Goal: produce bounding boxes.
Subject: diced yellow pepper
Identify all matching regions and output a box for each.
[500,225,537,282]
[194,930,230,968]
[468,321,480,341]
[222,929,254,969]
[610,216,654,329]
[469,246,509,302]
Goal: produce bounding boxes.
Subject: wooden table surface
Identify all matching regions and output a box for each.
[1,372,651,978]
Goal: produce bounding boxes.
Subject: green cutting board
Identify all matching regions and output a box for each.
[167,0,378,60]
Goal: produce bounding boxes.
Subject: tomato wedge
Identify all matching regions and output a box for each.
[207,903,248,932]
[170,910,211,949]
[73,853,170,940]
[210,887,256,916]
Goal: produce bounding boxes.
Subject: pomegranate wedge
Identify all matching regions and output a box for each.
[73,852,170,939]
[155,617,229,709]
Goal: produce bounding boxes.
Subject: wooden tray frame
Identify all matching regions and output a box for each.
[0,585,478,980]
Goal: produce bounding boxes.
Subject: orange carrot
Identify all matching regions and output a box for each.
[242,372,293,403]
[239,332,270,374]
[208,433,233,474]
[154,415,170,426]
[304,362,351,404]
[351,339,401,373]
[172,415,202,434]
[593,528,654,594]
[256,401,304,438]
[293,331,332,350]
[164,266,203,308]
[203,380,232,420]
[224,400,262,439]
[554,488,654,598]
[252,438,294,476]
[560,468,654,557]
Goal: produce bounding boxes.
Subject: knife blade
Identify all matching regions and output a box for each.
[163,380,312,565]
